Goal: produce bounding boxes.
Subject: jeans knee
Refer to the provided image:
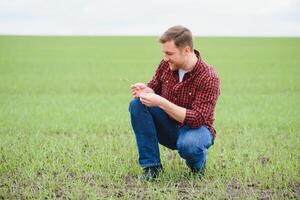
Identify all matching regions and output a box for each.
[148,106,165,117]
[177,135,204,159]
[129,98,143,115]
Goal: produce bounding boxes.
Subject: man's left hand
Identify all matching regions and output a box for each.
[139,93,164,107]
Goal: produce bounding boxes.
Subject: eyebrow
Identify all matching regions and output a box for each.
[163,51,174,55]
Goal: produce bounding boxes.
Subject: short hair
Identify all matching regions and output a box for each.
[159,25,194,51]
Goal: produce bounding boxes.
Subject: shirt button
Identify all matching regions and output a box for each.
[189,92,192,95]
[166,80,168,83]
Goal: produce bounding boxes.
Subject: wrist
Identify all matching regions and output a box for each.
[158,97,167,109]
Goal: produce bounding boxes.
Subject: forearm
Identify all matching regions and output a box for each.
[158,97,186,123]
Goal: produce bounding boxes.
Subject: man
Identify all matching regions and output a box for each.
[129,25,220,181]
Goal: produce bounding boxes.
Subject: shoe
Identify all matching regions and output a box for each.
[139,164,163,181]
[189,163,206,178]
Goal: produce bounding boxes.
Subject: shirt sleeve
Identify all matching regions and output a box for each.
[184,76,220,128]
[147,60,165,95]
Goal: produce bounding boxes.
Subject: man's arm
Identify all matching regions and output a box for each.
[139,76,220,127]
[158,97,186,123]
[139,93,186,123]
[183,77,220,128]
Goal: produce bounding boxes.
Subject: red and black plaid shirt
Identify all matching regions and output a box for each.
[147,50,220,138]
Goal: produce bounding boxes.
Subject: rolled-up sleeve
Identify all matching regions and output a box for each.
[184,76,220,128]
[147,60,165,95]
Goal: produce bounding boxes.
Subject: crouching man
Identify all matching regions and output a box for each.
[129,25,220,181]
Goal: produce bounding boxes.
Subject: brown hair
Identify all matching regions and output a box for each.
[159,25,194,51]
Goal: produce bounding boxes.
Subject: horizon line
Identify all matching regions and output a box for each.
[1,34,300,38]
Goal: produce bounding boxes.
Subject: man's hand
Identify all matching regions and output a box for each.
[139,93,164,107]
[130,83,154,98]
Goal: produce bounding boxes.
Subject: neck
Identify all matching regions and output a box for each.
[182,52,198,71]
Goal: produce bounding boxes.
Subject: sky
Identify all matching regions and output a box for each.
[0,0,299,36]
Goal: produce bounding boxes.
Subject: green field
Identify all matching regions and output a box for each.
[0,36,299,199]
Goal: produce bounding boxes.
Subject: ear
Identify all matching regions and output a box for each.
[184,46,190,55]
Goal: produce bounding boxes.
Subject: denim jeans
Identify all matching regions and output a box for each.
[129,98,214,169]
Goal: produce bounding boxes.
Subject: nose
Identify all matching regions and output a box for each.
[163,54,169,62]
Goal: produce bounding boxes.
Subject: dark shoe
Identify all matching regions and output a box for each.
[139,164,163,181]
[189,163,206,179]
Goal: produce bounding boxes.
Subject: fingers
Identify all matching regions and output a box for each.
[140,97,150,106]
[139,93,148,99]
[131,83,146,90]
[131,87,142,97]
[132,91,140,98]
[130,85,136,90]
[130,83,150,99]
[131,84,146,97]
[139,93,146,100]
[139,93,151,106]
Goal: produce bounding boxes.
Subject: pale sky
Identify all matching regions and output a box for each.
[0,0,299,36]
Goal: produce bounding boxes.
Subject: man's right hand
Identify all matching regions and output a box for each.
[130,83,154,98]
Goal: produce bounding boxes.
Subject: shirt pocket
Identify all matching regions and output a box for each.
[161,73,170,82]
[160,74,172,97]
[185,86,197,107]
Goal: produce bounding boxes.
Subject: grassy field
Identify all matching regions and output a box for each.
[0,36,299,199]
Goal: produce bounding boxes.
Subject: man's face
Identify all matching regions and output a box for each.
[161,40,188,71]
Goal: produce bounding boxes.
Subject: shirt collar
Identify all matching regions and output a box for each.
[194,49,201,59]
[171,49,203,77]
[186,49,202,76]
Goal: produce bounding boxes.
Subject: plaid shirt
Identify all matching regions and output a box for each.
[147,50,220,138]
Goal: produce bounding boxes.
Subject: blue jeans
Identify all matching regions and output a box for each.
[129,98,214,169]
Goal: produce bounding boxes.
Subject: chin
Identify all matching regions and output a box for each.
[168,63,178,71]
[169,66,177,71]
